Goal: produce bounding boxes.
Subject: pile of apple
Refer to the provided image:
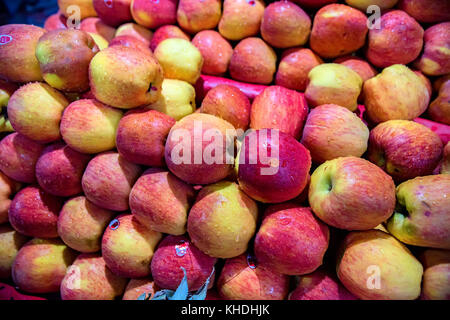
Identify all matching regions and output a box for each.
[0,0,449,301]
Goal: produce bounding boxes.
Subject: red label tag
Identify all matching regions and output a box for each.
[0,35,12,45]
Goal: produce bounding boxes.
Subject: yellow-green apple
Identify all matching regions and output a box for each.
[93,0,132,26]
[109,35,150,52]
[35,142,91,197]
[366,10,424,68]
[80,17,116,42]
[164,113,236,185]
[60,253,127,300]
[310,4,367,59]
[291,0,337,8]
[191,30,233,76]
[0,133,44,183]
[368,120,443,181]
[199,84,251,130]
[275,48,322,92]
[87,32,109,50]
[116,108,175,166]
[363,65,430,123]
[7,82,68,143]
[250,86,308,139]
[345,0,398,10]
[289,269,357,300]
[415,22,450,77]
[441,142,450,174]
[89,45,163,108]
[309,157,396,230]
[0,24,45,83]
[237,129,311,203]
[123,278,159,300]
[387,175,450,249]
[336,230,423,300]
[305,63,362,111]
[217,253,290,300]
[177,0,221,34]
[255,203,329,275]
[151,235,217,290]
[82,152,142,211]
[260,1,311,49]
[413,70,433,98]
[44,12,67,31]
[420,249,450,300]
[154,38,203,85]
[150,25,190,51]
[131,0,178,29]
[219,0,265,41]
[398,0,450,23]
[8,186,63,238]
[0,171,18,224]
[57,196,115,252]
[58,0,97,19]
[149,79,196,120]
[229,37,276,85]
[130,168,195,235]
[115,22,153,45]
[429,79,450,125]
[102,214,162,278]
[0,224,28,279]
[12,238,77,294]
[187,181,258,258]
[60,99,123,154]
[301,104,369,163]
[0,80,17,132]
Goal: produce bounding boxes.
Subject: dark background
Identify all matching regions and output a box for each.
[0,0,58,26]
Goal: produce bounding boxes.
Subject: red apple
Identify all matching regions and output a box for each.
[291,0,337,8]
[131,0,178,29]
[398,0,450,24]
[80,17,116,42]
[44,12,67,31]
[150,25,190,52]
[0,224,28,279]
[109,35,151,52]
[177,0,222,34]
[93,0,133,27]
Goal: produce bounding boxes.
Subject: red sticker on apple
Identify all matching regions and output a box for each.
[0,35,12,45]
[246,0,256,6]
[108,219,120,230]
[175,240,189,257]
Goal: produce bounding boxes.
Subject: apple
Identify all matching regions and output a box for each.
[164,113,236,185]
[229,37,277,85]
[255,203,329,275]
[0,224,28,279]
[434,75,450,93]
[309,157,396,230]
[57,196,115,253]
[428,79,450,125]
[290,0,337,8]
[337,230,423,300]
[12,238,77,294]
[275,48,322,92]
[0,24,45,83]
[58,0,97,19]
[387,174,450,249]
[218,0,265,41]
[187,181,258,259]
[130,168,195,235]
[60,253,127,300]
[345,0,398,11]
[191,30,233,76]
[177,0,221,34]
[199,84,251,130]
[420,249,450,300]
[93,0,132,27]
[334,56,377,83]
[108,35,151,52]
[237,129,311,203]
[87,32,109,50]
[150,25,190,52]
[0,79,18,130]
[123,278,159,300]
[131,0,178,29]
[366,10,424,68]
[441,142,450,175]
[44,12,67,31]
[301,104,369,163]
[154,38,203,85]
[89,45,163,109]
[151,235,217,291]
[364,65,430,123]
[260,1,311,49]
[368,120,443,182]
[217,253,290,300]
[398,0,450,23]
[114,22,153,46]
[102,214,162,278]
[413,70,433,98]
[82,152,142,211]
[0,171,18,224]
[0,133,44,183]
[80,17,116,42]
[305,63,362,111]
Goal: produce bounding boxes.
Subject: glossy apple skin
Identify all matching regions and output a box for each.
[429,79,450,125]
[398,0,450,23]
[129,168,195,235]
[131,0,178,29]
[309,157,396,230]
[80,17,116,42]
[60,253,127,300]
[0,224,28,279]
[93,0,132,27]
[291,0,337,8]
[123,278,159,300]
[177,0,221,34]
[310,4,367,59]
[254,203,329,275]
[301,104,369,163]
[368,120,443,182]
[114,22,153,46]
[237,129,311,203]
[345,0,398,11]
[387,175,450,249]
[250,86,308,140]
[366,10,424,68]
[420,249,450,300]
[44,12,67,31]
[217,253,290,300]
[116,108,175,167]
[109,35,151,52]
[334,56,377,83]
[151,235,217,291]
[150,25,190,52]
